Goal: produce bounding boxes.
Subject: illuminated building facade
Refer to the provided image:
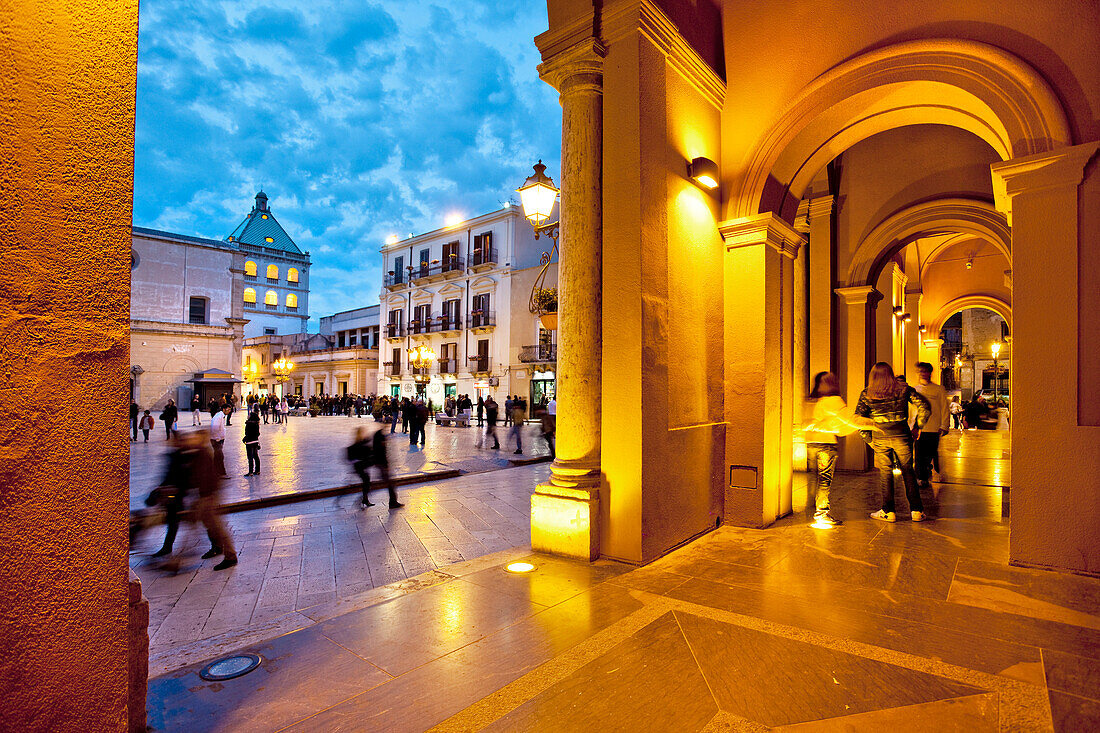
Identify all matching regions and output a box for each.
[377,206,558,406]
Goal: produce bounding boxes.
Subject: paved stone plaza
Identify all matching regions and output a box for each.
[145,430,1100,732]
[129,412,552,510]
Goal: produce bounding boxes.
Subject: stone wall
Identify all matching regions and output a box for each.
[0,0,138,728]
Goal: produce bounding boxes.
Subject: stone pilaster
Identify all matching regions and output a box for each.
[904,289,922,374]
[835,285,877,470]
[530,39,605,560]
[720,213,802,527]
[991,142,1100,575]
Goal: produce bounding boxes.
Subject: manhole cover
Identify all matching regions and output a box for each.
[199,653,262,681]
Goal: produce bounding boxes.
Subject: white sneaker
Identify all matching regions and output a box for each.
[911,511,928,522]
[870,510,896,523]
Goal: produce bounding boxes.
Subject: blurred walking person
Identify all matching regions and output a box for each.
[189,428,237,570]
[347,425,403,509]
[149,432,198,559]
[539,401,556,458]
[130,400,139,442]
[509,396,526,454]
[483,395,501,449]
[243,407,261,476]
[209,404,230,477]
[856,362,931,523]
[803,372,876,526]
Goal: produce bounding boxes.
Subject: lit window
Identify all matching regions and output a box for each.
[265,236,274,243]
[261,214,268,219]
[286,293,298,308]
[243,287,257,304]
[265,290,278,306]
[266,264,279,279]
[287,267,299,283]
[244,260,257,276]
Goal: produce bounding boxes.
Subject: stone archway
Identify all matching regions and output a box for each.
[927,294,1012,339]
[730,39,1072,220]
[844,198,1010,288]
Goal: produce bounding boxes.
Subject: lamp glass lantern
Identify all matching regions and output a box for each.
[517,160,558,227]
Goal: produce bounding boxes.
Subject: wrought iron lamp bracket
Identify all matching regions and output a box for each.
[529,220,559,315]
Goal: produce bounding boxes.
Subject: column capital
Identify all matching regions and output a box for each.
[991,141,1099,220]
[537,37,606,95]
[834,285,877,305]
[793,195,834,233]
[719,212,803,259]
[891,263,908,289]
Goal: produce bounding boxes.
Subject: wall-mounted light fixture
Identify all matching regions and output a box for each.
[918,324,927,333]
[688,157,719,190]
[965,255,974,270]
[901,313,912,323]
[893,306,904,317]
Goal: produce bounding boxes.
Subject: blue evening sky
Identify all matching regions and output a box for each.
[133,1,562,326]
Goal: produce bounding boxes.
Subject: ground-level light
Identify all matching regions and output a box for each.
[505,561,536,574]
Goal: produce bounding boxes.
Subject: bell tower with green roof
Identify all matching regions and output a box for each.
[227,190,311,338]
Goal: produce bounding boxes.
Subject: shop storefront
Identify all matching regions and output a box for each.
[530,369,555,407]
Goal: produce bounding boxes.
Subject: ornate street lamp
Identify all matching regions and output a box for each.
[517,161,560,323]
[407,344,436,382]
[272,357,295,383]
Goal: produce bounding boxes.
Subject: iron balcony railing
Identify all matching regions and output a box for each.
[411,366,431,379]
[470,246,497,267]
[437,359,457,374]
[265,303,278,310]
[408,319,432,335]
[384,363,401,376]
[384,272,406,287]
[518,345,556,363]
[467,311,496,329]
[385,323,405,338]
[244,273,257,281]
[468,356,490,373]
[409,257,465,280]
[436,315,462,331]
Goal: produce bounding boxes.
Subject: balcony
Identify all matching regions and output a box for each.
[267,277,279,284]
[408,320,432,337]
[286,305,298,312]
[467,311,496,332]
[436,316,462,335]
[518,344,556,363]
[410,257,465,284]
[383,272,407,290]
[411,366,431,381]
[383,363,401,377]
[470,246,497,271]
[437,359,457,375]
[468,356,491,374]
[265,303,278,311]
[244,273,257,281]
[385,324,405,339]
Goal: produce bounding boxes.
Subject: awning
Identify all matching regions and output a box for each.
[185,369,243,384]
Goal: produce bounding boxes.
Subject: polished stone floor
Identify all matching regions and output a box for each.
[147,430,1100,731]
[130,413,551,510]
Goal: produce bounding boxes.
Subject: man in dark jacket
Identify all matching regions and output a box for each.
[484,396,501,449]
[160,400,178,440]
[130,400,139,442]
[409,398,428,447]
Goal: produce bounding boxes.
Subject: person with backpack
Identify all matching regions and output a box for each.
[160,399,178,440]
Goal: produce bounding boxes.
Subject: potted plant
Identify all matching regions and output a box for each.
[535,287,558,330]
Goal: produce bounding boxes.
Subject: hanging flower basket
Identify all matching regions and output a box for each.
[540,312,558,330]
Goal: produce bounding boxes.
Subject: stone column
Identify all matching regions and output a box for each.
[806,195,836,378]
[991,142,1100,575]
[904,289,922,373]
[530,39,605,559]
[835,285,877,470]
[721,213,802,527]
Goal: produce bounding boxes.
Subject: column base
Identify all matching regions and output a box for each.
[531,459,600,560]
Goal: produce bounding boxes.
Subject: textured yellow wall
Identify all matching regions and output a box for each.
[0,1,138,729]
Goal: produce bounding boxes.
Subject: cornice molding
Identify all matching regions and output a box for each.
[719,213,803,260]
[834,285,877,305]
[991,141,1099,221]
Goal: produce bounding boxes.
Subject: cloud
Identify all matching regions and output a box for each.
[134,1,561,329]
